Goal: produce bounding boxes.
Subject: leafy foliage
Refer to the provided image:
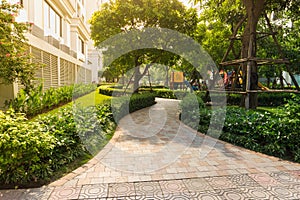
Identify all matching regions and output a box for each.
[90,0,199,88]
[0,92,157,186]
[183,93,300,163]
[5,84,96,117]
[112,93,156,122]
[0,1,39,91]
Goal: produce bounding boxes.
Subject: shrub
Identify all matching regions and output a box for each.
[195,91,299,106]
[179,93,205,130]
[112,93,156,122]
[99,84,128,96]
[6,83,96,117]
[0,110,57,184]
[74,104,116,156]
[0,92,157,186]
[139,88,188,100]
[183,93,300,163]
[0,104,116,186]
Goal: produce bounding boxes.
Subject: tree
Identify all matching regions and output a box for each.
[90,0,198,92]
[0,0,38,92]
[192,0,300,108]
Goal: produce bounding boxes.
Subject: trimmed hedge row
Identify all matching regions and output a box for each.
[99,84,298,107]
[98,84,131,96]
[195,91,299,107]
[112,93,156,122]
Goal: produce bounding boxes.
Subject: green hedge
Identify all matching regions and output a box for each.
[195,91,299,106]
[112,93,156,122]
[99,84,189,100]
[98,84,131,96]
[183,94,300,163]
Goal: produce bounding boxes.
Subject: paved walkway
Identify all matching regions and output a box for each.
[1,98,300,199]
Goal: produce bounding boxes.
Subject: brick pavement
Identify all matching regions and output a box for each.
[1,98,300,199]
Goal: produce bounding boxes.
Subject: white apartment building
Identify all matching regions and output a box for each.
[0,0,101,109]
[85,0,104,83]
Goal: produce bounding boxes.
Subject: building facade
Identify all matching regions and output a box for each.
[0,0,101,109]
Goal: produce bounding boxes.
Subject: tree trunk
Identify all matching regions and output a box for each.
[133,56,152,93]
[279,73,284,89]
[241,0,265,109]
[165,66,169,87]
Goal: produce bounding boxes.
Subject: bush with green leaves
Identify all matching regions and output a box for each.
[0,92,158,186]
[179,93,205,129]
[195,91,298,106]
[0,0,39,91]
[184,93,300,163]
[112,93,156,122]
[5,83,96,117]
[0,110,57,184]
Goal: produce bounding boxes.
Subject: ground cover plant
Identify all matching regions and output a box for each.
[180,93,300,163]
[5,83,96,118]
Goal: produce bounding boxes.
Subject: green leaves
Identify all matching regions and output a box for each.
[0,0,39,91]
[5,83,96,118]
[186,93,300,163]
[0,109,56,184]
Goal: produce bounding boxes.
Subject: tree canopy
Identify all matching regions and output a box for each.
[192,0,300,108]
[90,0,198,90]
[0,0,38,92]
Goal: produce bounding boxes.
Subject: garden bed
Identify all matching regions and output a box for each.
[0,87,156,189]
[180,93,300,163]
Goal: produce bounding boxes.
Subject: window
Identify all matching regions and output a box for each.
[79,38,85,54]
[44,2,62,38]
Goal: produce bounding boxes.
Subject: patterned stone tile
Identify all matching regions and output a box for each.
[159,180,189,194]
[205,176,237,190]
[21,187,54,200]
[48,186,82,200]
[106,196,136,200]
[189,190,222,200]
[266,185,300,200]
[108,183,135,197]
[79,183,108,199]
[269,171,300,185]
[0,189,25,200]
[227,174,259,187]
[135,195,165,199]
[215,188,248,200]
[248,173,282,187]
[134,181,163,196]
[182,178,214,192]
[163,192,191,200]
[240,187,277,200]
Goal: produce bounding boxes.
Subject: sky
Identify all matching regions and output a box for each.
[179,0,194,7]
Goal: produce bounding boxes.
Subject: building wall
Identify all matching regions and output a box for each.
[0,0,93,109]
[85,0,103,82]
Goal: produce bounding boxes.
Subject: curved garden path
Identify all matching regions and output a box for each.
[1,98,300,199]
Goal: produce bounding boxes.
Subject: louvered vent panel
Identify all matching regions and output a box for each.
[60,58,66,86]
[71,63,76,84]
[42,52,51,90]
[86,69,92,83]
[77,66,86,83]
[31,47,43,86]
[51,55,58,87]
